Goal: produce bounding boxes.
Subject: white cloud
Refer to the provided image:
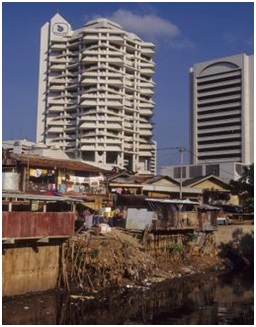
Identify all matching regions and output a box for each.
[222,32,254,47]
[107,9,180,42]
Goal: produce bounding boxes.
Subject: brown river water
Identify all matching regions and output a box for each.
[2,269,254,325]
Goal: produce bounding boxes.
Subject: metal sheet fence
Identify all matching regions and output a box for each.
[2,212,75,239]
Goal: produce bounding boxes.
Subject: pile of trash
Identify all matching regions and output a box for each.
[59,227,224,294]
[60,227,156,293]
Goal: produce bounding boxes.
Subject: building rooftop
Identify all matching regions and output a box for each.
[9,153,110,174]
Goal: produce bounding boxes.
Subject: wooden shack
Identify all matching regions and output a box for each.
[2,192,82,297]
[115,195,215,232]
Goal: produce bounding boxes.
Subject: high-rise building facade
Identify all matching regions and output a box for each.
[37,14,156,174]
[190,53,254,165]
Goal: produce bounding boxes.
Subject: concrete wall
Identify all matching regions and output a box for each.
[213,224,254,246]
[2,245,60,297]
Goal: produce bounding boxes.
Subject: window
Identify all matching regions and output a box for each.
[206,165,219,176]
[189,166,203,178]
[174,167,186,179]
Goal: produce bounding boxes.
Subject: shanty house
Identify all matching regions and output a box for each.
[141,175,203,200]
[115,195,218,232]
[182,174,237,205]
[2,151,109,194]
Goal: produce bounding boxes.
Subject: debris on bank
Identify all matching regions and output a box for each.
[59,227,224,293]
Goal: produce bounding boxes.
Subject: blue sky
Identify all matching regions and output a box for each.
[2,2,254,166]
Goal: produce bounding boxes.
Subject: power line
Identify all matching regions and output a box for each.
[157,147,181,151]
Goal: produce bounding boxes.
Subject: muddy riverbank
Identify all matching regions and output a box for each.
[58,227,225,293]
[2,269,254,325]
[3,225,253,325]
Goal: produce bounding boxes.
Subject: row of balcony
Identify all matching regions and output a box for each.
[48,62,154,75]
[48,65,154,83]
[48,82,154,96]
[47,96,154,108]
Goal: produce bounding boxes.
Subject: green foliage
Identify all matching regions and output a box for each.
[166,243,183,254]
[203,188,230,204]
[229,164,254,197]
[229,164,254,211]
[187,232,197,242]
[218,229,254,268]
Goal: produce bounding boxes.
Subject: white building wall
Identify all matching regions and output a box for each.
[190,53,254,165]
[160,161,248,183]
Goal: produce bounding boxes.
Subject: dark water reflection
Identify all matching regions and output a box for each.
[2,270,254,325]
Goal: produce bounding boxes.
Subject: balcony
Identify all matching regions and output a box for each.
[140,88,154,95]
[140,68,154,76]
[83,34,100,41]
[138,123,153,129]
[139,102,154,108]
[49,78,66,84]
[139,151,152,157]
[139,130,153,136]
[81,55,99,62]
[141,47,154,56]
[48,98,66,105]
[139,61,155,68]
[80,77,98,85]
[47,119,64,126]
[80,100,98,106]
[49,64,66,71]
[51,43,67,50]
[47,126,63,133]
[139,144,154,150]
[47,105,64,112]
[49,57,66,64]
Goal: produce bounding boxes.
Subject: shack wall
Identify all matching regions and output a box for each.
[2,245,59,297]
[126,208,156,230]
[2,212,75,239]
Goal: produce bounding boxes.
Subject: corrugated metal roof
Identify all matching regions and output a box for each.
[197,204,220,210]
[145,198,200,205]
[142,175,179,185]
[2,192,83,202]
[11,153,110,173]
[183,174,230,187]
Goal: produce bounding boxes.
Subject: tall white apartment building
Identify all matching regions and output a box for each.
[190,53,254,165]
[37,14,156,174]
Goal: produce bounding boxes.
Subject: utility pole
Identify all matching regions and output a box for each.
[178,147,185,200]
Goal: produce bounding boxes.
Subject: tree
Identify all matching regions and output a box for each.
[203,188,230,204]
[229,164,254,211]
